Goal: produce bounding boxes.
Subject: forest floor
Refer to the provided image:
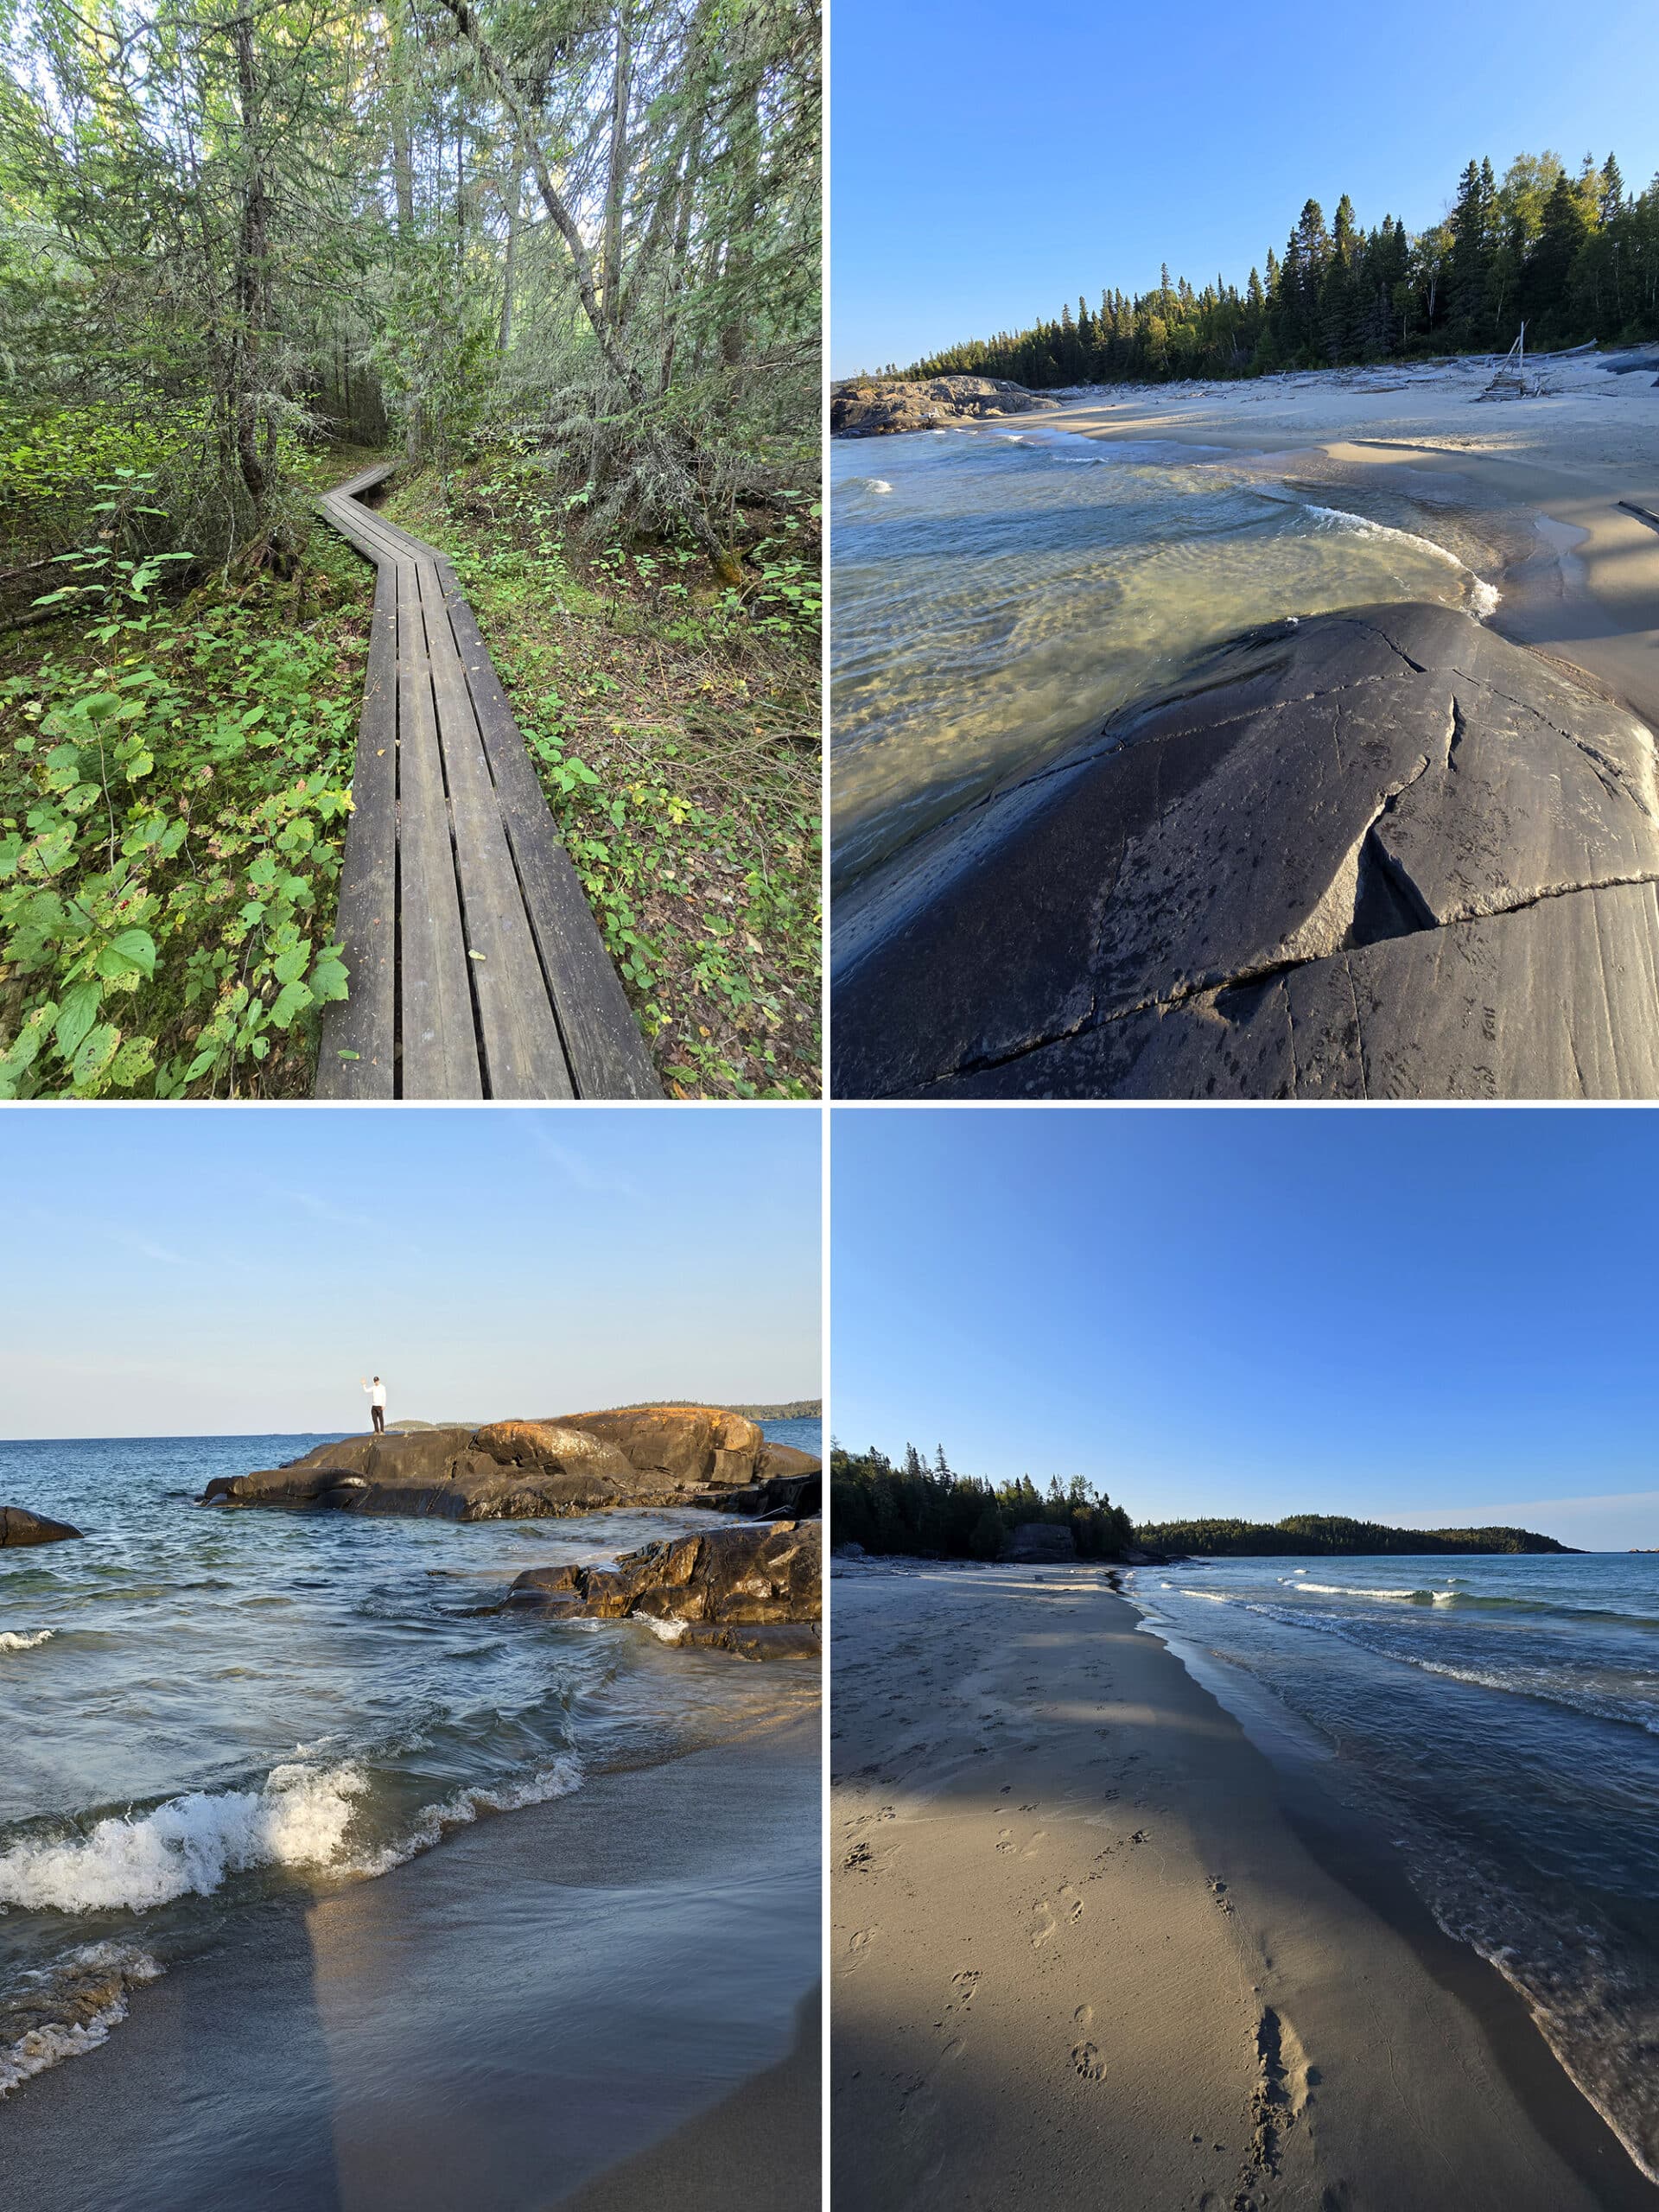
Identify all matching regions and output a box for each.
[379,458,821,1099]
[0,443,378,1099]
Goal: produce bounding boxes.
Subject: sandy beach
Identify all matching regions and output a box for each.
[3,1716,821,2212]
[830,1563,1659,2211]
[1033,354,1659,732]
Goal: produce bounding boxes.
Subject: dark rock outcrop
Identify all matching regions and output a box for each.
[834,604,1659,1099]
[831,375,1048,437]
[506,1522,822,1659]
[1001,1522,1077,1563]
[0,1506,82,1547]
[199,1407,821,1522]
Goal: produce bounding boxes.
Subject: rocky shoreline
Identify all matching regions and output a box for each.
[198,1406,823,1658]
[834,601,1659,1098]
[830,373,1047,436]
[505,1522,822,1660]
[199,1405,818,1522]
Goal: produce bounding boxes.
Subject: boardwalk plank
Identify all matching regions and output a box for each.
[314,465,659,1099]
[391,553,482,1099]
[435,560,661,1099]
[315,557,397,1097]
[416,560,574,1099]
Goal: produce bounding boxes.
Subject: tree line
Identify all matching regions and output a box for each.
[830,1441,1135,1561]
[1133,1515,1570,1557]
[2,0,819,597]
[899,149,1656,389]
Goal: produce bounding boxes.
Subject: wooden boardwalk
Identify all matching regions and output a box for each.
[312,462,660,1098]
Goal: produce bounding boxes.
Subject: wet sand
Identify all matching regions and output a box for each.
[3,1717,821,2211]
[1036,358,1659,735]
[831,1564,1659,2212]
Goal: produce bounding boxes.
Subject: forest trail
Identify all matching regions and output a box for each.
[314,463,660,1101]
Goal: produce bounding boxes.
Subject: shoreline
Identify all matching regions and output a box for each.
[831,1563,1658,2209]
[3,1715,821,2211]
[832,365,1659,966]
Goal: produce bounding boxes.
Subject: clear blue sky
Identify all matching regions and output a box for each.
[831,1110,1659,1548]
[831,0,1659,375]
[2,1108,821,1437]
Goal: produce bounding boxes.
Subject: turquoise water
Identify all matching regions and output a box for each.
[1131,1552,1659,2181]
[0,1423,819,2097]
[830,425,1497,905]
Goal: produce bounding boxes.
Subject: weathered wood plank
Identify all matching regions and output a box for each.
[434,560,661,1098]
[315,557,397,1097]
[391,553,482,1099]
[415,560,574,1098]
[315,464,659,1101]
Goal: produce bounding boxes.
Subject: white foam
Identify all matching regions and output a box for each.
[1301,503,1501,617]
[0,1763,369,1912]
[632,1611,688,1643]
[358,1758,584,1873]
[0,1944,162,2098]
[1290,1581,1442,1601]
[0,1630,54,1653]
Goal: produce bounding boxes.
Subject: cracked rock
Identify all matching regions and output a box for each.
[832,603,1659,1099]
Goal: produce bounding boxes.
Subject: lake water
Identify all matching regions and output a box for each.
[830,425,1499,906]
[0,1421,820,2102]
[1130,1552,1659,2183]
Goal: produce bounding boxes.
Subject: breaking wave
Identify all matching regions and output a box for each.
[0,1755,585,1914]
[0,1943,162,2098]
[0,1630,54,1652]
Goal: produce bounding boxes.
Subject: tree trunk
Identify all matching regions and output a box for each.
[600,3,632,327]
[499,139,524,352]
[232,14,290,569]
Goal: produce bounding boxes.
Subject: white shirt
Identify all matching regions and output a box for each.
[365,1382,386,1408]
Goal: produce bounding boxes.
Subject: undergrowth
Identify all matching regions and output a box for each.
[0,448,376,1098]
[381,452,821,1099]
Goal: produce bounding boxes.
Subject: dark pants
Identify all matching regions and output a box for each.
[372,1406,385,1433]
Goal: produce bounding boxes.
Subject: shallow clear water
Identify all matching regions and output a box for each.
[830,426,1498,898]
[0,1423,819,2092]
[1130,1553,1659,2180]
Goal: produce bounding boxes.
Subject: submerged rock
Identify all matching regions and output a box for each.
[831,374,1048,437]
[198,1407,821,1522]
[0,1506,82,1547]
[506,1522,822,1660]
[834,603,1659,1099]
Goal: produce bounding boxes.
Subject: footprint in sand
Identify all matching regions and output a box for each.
[848,1928,876,1959]
[996,1827,1016,1853]
[1020,1829,1049,1859]
[1071,2039,1107,2082]
[1074,2004,1094,2027]
[1030,1899,1058,1948]
[1058,1883,1084,1923]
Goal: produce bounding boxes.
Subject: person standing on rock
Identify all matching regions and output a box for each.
[362,1376,387,1435]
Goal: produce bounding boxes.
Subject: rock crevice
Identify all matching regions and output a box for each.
[836,604,1659,1100]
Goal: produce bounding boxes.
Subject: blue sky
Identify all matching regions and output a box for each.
[1,1109,821,1437]
[831,1110,1659,1548]
[831,0,1659,375]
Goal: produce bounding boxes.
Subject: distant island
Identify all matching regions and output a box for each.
[1135,1515,1573,1557]
[875,149,1647,389]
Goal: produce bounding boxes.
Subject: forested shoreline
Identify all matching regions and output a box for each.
[830,1442,1135,1561]
[1,0,820,1098]
[897,149,1656,387]
[828,1454,1571,1561]
[1133,1516,1571,1557]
